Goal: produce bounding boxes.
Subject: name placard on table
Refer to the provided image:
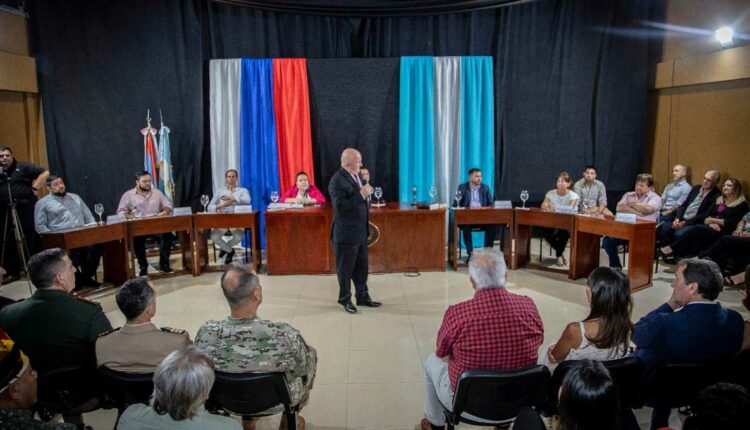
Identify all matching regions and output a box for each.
[494,200,513,209]
[172,207,192,216]
[106,214,127,224]
[614,213,637,224]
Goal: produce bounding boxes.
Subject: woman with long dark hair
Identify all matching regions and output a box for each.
[558,360,620,430]
[661,178,749,259]
[513,360,620,430]
[540,267,633,370]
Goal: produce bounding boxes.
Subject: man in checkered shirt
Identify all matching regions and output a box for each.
[420,249,544,430]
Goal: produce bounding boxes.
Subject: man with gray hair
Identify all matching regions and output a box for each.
[117,346,241,429]
[660,169,721,248]
[96,277,191,372]
[420,249,544,430]
[195,265,316,430]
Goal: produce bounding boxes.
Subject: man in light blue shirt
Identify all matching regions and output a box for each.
[657,165,692,245]
[208,169,251,265]
[34,175,101,289]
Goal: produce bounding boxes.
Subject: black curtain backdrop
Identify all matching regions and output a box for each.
[307,59,400,201]
[29,0,664,213]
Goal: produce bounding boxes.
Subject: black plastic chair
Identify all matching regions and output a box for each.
[725,349,750,390]
[35,366,101,421]
[546,356,644,415]
[641,361,724,410]
[443,365,551,429]
[97,367,154,417]
[207,371,298,430]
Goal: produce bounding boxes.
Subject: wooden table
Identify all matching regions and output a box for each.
[40,223,129,286]
[265,206,334,275]
[265,203,447,275]
[513,208,577,277]
[572,215,657,291]
[193,212,261,274]
[369,203,446,273]
[126,215,196,278]
[448,208,514,270]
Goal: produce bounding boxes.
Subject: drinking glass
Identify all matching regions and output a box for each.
[270,191,279,204]
[94,203,104,224]
[454,190,463,208]
[520,190,529,208]
[429,186,437,203]
[200,194,209,212]
[128,202,138,218]
[374,187,383,206]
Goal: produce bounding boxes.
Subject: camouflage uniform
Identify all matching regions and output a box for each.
[194,316,316,414]
[0,409,76,429]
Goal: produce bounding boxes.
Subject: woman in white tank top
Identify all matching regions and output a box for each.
[539,267,633,371]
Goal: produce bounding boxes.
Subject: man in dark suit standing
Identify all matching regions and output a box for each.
[328,148,381,314]
[455,168,496,261]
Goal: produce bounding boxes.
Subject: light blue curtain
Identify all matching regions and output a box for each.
[399,57,435,203]
[460,57,495,250]
[239,58,280,248]
[459,56,495,195]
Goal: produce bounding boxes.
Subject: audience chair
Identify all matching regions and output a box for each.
[35,366,101,421]
[207,371,298,430]
[726,349,750,390]
[641,362,724,411]
[97,367,154,419]
[442,365,551,429]
[546,357,644,415]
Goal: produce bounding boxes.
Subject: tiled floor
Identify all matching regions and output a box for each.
[2,244,746,430]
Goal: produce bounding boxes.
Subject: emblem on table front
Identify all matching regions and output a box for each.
[367,222,380,247]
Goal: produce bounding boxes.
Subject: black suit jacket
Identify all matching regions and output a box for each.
[456,182,493,208]
[328,168,369,244]
[674,185,720,225]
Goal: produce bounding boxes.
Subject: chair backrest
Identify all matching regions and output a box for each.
[208,371,292,416]
[97,367,154,411]
[641,361,724,409]
[547,357,644,415]
[36,366,99,414]
[452,365,551,423]
[726,349,750,390]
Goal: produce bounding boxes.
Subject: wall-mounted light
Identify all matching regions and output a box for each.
[715,26,734,47]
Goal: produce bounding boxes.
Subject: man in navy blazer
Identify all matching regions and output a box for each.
[455,168,496,260]
[633,258,744,428]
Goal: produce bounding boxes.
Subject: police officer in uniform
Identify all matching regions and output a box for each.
[96,277,191,372]
[0,146,49,282]
[0,248,112,374]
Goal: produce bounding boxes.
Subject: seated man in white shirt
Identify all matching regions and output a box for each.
[33,175,102,290]
[209,169,251,265]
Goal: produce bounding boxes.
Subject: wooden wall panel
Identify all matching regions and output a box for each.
[0,9,28,56]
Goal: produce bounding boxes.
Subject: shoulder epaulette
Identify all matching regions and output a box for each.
[75,296,99,306]
[98,327,121,338]
[161,327,187,334]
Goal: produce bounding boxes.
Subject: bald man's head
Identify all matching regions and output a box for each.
[341,148,362,174]
[672,164,687,182]
[220,265,261,308]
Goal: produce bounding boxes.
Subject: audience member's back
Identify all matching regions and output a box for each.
[683,383,750,430]
[633,258,743,368]
[0,249,112,372]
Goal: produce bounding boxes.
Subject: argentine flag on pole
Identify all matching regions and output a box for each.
[158,111,175,206]
[141,109,159,189]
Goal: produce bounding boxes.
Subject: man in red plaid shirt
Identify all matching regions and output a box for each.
[420,249,544,430]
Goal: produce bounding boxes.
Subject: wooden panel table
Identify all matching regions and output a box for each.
[193,212,261,274]
[448,208,514,270]
[126,215,196,278]
[369,203,446,273]
[41,223,129,286]
[513,208,577,277]
[571,215,657,291]
[265,207,334,275]
[265,203,447,275]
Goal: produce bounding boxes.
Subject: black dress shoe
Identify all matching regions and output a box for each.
[139,267,148,276]
[224,250,235,265]
[218,249,227,258]
[356,297,382,307]
[159,265,174,274]
[341,302,357,314]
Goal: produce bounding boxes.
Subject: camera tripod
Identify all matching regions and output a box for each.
[0,181,33,294]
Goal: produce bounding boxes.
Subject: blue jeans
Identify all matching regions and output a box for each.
[602,237,627,268]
